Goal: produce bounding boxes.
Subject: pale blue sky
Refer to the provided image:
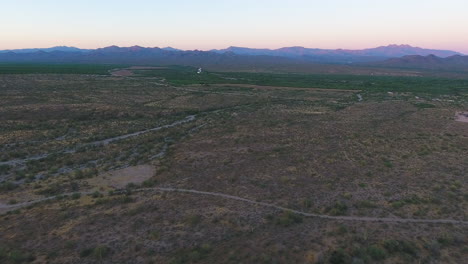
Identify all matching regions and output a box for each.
[1,0,467,52]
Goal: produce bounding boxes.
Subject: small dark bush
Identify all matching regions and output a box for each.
[329,249,351,264]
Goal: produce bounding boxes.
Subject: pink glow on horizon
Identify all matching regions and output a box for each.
[1,0,467,54]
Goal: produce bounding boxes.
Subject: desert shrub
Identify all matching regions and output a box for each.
[356,200,377,208]
[341,192,352,199]
[326,202,348,216]
[403,195,425,204]
[383,160,393,168]
[413,102,436,109]
[14,171,26,180]
[185,214,202,226]
[302,198,313,208]
[74,168,97,179]
[46,250,59,260]
[142,179,157,187]
[0,181,18,192]
[383,240,418,256]
[148,230,160,240]
[424,240,441,256]
[35,183,62,196]
[70,181,80,191]
[437,233,456,247]
[0,164,11,174]
[93,246,110,260]
[0,247,7,259]
[64,241,77,250]
[366,245,387,260]
[126,182,137,189]
[79,248,93,258]
[170,244,212,264]
[91,191,103,198]
[0,249,36,263]
[119,195,135,203]
[329,249,351,264]
[391,201,405,209]
[358,183,367,188]
[274,211,303,227]
[73,170,84,179]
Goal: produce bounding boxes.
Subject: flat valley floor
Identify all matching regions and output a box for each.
[0,71,467,263]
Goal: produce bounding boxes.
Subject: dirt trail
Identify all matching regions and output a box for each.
[216,83,360,93]
[140,188,467,225]
[89,115,195,146]
[0,191,93,212]
[0,115,196,167]
[166,85,355,102]
[110,69,134,77]
[109,67,167,77]
[2,187,466,225]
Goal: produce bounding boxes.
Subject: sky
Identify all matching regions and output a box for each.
[1,0,467,53]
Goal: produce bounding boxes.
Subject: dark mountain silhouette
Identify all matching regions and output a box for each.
[0,45,464,67]
[211,44,461,62]
[0,46,91,54]
[0,46,307,68]
[368,54,468,70]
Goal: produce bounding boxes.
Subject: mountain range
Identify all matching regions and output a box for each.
[211,44,461,62]
[0,44,466,70]
[0,46,91,54]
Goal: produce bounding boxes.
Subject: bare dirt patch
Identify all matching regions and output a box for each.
[87,165,155,189]
[110,69,134,77]
[455,111,468,123]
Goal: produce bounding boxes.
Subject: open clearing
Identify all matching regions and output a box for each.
[455,111,468,123]
[110,66,168,77]
[87,165,155,189]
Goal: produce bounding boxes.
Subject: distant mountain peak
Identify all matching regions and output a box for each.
[387,44,412,47]
[102,45,120,49]
[162,47,181,52]
[128,45,145,51]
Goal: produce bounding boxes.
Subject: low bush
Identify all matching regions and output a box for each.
[274,211,303,227]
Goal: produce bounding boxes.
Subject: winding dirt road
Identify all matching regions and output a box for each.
[2,187,467,225]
